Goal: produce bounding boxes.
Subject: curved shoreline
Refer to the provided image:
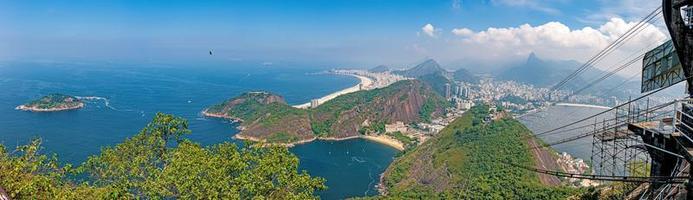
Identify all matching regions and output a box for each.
[201,110,243,123]
[554,103,611,110]
[232,133,405,151]
[293,73,373,109]
[15,103,84,112]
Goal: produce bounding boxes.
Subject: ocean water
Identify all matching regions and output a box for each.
[0,61,397,199]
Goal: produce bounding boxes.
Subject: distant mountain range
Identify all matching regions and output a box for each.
[499,53,586,88]
[498,53,631,95]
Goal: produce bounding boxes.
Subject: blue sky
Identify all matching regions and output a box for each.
[0,0,665,68]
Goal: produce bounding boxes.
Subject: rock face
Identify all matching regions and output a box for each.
[204,80,449,144]
[16,94,84,112]
[311,80,447,138]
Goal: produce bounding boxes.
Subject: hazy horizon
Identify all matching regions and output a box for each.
[0,0,668,75]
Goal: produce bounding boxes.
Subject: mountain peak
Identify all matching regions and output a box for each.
[394,59,447,78]
[526,52,543,65]
[422,58,439,65]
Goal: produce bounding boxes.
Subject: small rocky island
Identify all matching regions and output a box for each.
[203,80,449,147]
[16,94,84,112]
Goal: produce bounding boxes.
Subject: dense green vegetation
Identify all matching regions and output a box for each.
[377,105,578,199]
[0,113,325,199]
[24,93,81,109]
[386,131,416,148]
[266,132,301,143]
[418,72,454,98]
[359,121,386,135]
[207,92,308,126]
[419,97,440,123]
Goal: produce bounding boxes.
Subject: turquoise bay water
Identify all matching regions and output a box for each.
[0,61,397,199]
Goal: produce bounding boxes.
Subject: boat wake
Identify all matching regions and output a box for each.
[76,96,134,112]
[351,156,367,163]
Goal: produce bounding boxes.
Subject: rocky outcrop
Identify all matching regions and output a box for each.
[16,94,84,112]
[203,91,313,144]
[314,80,447,138]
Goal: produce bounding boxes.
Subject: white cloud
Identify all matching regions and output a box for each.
[451,28,474,37]
[421,23,438,38]
[434,18,668,74]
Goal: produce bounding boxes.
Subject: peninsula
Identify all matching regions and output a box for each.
[16,94,84,112]
[203,79,450,149]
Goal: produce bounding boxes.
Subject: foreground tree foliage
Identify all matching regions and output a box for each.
[0,113,326,199]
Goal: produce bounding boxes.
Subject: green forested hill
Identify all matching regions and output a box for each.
[205,80,450,143]
[376,105,578,199]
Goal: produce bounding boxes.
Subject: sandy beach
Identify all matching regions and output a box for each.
[294,73,373,109]
[361,135,405,151]
[234,133,405,151]
[234,134,318,147]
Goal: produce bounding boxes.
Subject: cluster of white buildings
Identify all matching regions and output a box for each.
[557,152,598,187]
[462,78,625,114]
[332,69,409,90]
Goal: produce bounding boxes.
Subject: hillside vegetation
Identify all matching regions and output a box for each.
[377,105,578,199]
[0,113,325,199]
[17,93,84,111]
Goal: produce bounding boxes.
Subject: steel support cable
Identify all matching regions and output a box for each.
[527,104,668,140]
[537,113,673,150]
[534,107,672,140]
[534,85,682,142]
[502,161,688,184]
[596,71,641,97]
[551,7,661,92]
[550,7,662,92]
[534,89,674,143]
[536,33,659,122]
[562,54,645,101]
[532,85,672,138]
[551,11,660,94]
[534,100,678,147]
[562,30,665,100]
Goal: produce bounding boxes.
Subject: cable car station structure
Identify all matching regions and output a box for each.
[517,0,693,199]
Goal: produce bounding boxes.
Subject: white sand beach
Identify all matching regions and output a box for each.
[294,73,373,109]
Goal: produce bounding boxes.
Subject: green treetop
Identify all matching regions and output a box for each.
[0,113,326,199]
